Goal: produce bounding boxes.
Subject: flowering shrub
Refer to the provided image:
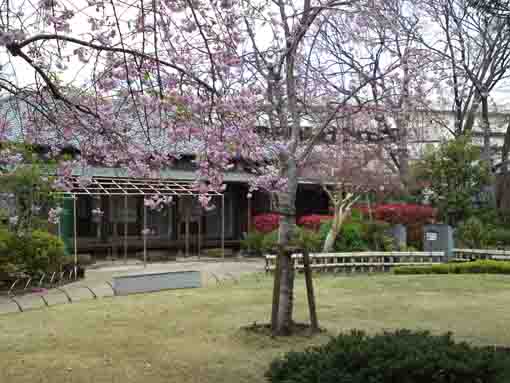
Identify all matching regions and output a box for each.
[254,214,334,233]
[355,204,436,225]
[253,213,280,233]
[48,207,63,225]
[297,215,333,231]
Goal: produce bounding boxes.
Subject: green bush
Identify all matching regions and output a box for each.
[318,217,398,252]
[456,217,493,248]
[266,329,510,383]
[490,228,510,247]
[394,260,510,275]
[247,227,322,254]
[241,230,267,256]
[8,230,65,276]
[292,226,322,252]
[0,229,19,275]
[262,230,279,253]
[330,221,368,252]
[362,221,394,251]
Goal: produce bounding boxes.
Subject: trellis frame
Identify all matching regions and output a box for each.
[55,176,225,271]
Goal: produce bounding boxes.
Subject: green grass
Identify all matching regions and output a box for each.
[2,274,510,383]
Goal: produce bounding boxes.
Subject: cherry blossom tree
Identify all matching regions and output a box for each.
[239,0,415,335]
[0,0,418,335]
[304,139,395,252]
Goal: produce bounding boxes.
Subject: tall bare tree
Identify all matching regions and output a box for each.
[418,0,510,166]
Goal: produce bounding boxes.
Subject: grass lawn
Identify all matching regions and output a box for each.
[1,273,510,383]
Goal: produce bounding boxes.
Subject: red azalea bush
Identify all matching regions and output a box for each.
[254,213,334,233]
[297,214,333,231]
[354,204,437,225]
[253,213,280,233]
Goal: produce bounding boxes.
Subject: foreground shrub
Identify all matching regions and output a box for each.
[362,220,394,251]
[266,329,510,383]
[491,227,510,247]
[0,229,19,275]
[8,230,65,276]
[293,226,322,252]
[241,230,267,256]
[394,260,510,275]
[319,219,372,252]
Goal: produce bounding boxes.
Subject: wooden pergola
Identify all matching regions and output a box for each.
[55,176,225,271]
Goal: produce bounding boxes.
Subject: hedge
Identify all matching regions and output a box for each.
[267,329,510,383]
[394,260,510,275]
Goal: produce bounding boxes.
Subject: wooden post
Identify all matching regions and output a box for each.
[271,247,281,335]
[73,196,78,279]
[303,249,319,333]
[198,214,201,259]
[124,195,128,264]
[247,194,252,232]
[143,204,147,268]
[185,214,190,258]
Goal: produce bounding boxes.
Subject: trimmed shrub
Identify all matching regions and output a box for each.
[8,230,65,276]
[262,230,279,253]
[362,221,394,251]
[318,220,368,252]
[241,230,267,256]
[394,260,510,275]
[0,229,19,275]
[266,329,510,383]
[293,226,322,252]
[491,227,510,247]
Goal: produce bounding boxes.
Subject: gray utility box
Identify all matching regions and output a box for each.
[112,270,201,296]
[423,224,454,258]
[389,224,407,249]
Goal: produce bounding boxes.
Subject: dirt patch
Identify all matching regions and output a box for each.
[241,322,326,337]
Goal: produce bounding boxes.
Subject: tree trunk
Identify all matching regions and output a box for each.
[323,212,340,252]
[481,94,496,205]
[481,95,491,166]
[275,248,294,336]
[272,158,298,336]
[302,249,319,333]
[270,252,281,334]
[501,119,510,170]
[463,96,481,133]
[398,147,410,192]
[323,202,351,253]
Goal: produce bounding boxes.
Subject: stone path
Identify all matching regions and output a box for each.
[0,258,265,315]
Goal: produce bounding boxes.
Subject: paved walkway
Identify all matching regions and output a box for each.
[0,258,265,315]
